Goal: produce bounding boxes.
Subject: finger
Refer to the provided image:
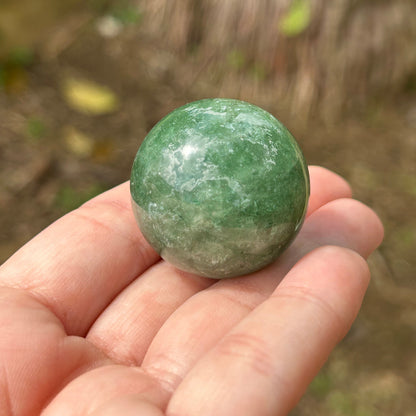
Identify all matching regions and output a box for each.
[87,264,212,365]
[90,396,165,416]
[0,182,160,335]
[0,287,109,416]
[142,198,383,392]
[42,365,168,416]
[306,166,352,216]
[86,167,351,364]
[297,198,384,259]
[166,246,370,416]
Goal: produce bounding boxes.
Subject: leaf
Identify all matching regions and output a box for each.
[62,77,119,115]
[63,126,94,157]
[279,0,311,37]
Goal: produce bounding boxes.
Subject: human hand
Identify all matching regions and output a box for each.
[0,166,383,416]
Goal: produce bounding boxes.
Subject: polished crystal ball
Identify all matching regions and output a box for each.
[130,98,309,278]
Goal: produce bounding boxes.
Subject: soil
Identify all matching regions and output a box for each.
[0,10,415,416]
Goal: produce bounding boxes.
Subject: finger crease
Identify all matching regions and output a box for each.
[212,287,265,312]
[217,332,276,379]
[81,197,132,215]
[70,210,131,242]
[143,355,187,395]
[273,285,348,335]
[70,209,156,272]
[0,286,66,333]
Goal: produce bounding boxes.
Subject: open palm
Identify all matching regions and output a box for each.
[0,166,383,416]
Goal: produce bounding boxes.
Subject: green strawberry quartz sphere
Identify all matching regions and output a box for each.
[130,98,309,279]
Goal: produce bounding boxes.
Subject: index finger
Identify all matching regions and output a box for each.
[0,182,159,335]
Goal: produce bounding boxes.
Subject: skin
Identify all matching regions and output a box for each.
[0,166,384,416]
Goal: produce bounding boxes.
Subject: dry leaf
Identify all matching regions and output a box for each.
[63,126,94,157]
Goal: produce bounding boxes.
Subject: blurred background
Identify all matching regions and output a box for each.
[0,0,415,414]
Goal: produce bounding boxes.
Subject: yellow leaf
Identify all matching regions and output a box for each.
[63,126,94,157]
[62,77,119,115]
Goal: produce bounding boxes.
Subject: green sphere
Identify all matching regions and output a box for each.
[130,98,309,278]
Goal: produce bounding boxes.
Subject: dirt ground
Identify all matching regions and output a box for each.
[0,7,415,416]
